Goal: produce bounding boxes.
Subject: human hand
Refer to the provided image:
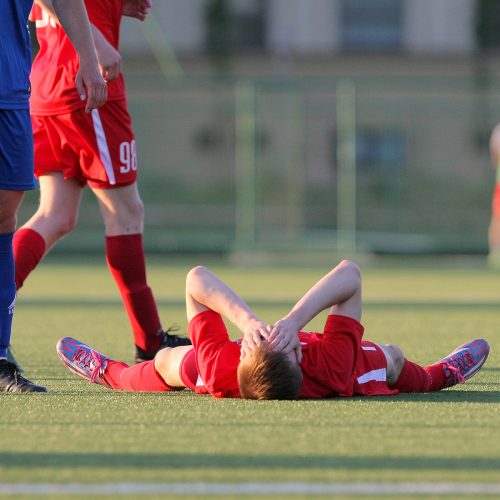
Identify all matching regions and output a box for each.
[95,40,123,83]
[240,320,271,361]
[123,0,152,21]
[268,318,302,363]
[75,60,107,113]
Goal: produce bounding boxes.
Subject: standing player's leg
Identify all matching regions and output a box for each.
[84,101,189,363]
[13,173,83,289]
[92,183,190,363]
[0,189,24,362]
[0,109,46,392]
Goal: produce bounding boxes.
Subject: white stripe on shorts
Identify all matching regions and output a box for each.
[362,346,376,351]
[357,368,387,385]
[91,108,116,185]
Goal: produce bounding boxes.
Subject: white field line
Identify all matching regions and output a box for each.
[1,482,500,496]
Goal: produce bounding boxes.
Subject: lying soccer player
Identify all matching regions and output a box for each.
[56,261,490,399]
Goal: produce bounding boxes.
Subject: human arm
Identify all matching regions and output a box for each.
[90,27,122,83]
[268,260,362,357]
[185,266,269,355]
[123,0,152,21]
[490,124,500,168]
[94,0,154,81]
[35,0,107,111]
[95,0,153,80]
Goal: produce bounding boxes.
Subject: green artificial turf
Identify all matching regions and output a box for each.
[1,258,499,488]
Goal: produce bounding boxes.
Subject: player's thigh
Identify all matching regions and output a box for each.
[37,173,83,216]
[154,346,194,388]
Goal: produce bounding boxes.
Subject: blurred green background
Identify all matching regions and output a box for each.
[22,0,500,257]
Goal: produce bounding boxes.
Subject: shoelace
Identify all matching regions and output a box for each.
[74,348,106,383]
[13,371,33,387]
[3,362,26,386]
[448,351,475,372]
[446,364,465,384]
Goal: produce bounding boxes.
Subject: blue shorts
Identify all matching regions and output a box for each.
[0,109,37,190]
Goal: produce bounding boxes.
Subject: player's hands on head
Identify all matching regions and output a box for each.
[268,318,303,363]
[123,0,152,21]
[76,61,107,113]
[240,319,270,361]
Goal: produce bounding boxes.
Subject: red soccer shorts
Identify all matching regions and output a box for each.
[31,100,137,189]
[178,348,199,391]
[353,340,399,396]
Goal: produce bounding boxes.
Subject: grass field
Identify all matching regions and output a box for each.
[1,256,499,497]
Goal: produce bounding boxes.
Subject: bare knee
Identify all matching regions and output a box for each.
[131,197,144,220]
[154,345,193,389]
[102,197,144,234]
[0,214,18,233]
[52,212,78,237]
[119,196,144,224]
[389,344,404,371]
[0,191,24,232]
[154,347,173,377]
[380,343,404,384]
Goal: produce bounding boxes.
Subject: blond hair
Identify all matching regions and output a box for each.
[237,345,302,400]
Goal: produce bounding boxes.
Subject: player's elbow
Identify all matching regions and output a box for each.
[186,266,210,294]
[338,259,361,286]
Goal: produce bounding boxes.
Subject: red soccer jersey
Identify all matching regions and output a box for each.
[30,0,126,115]
[188,310,398,399]
[189,311,242,398]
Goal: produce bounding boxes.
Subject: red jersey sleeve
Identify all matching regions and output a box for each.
[299,314,364,398]
[188,310,241,398]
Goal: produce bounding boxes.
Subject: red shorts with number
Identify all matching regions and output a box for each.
[31,99,137,189]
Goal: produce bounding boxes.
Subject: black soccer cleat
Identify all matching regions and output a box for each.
[134,329,192,364]
[7,345,24,372]
[0,359,47,393]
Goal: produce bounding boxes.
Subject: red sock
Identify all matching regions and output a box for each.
[393,359,433,393]
[423,363,447,391]
[13,228,46,290]
[104,359,174,392]
[106,234,162,353]
[103,360,129,389]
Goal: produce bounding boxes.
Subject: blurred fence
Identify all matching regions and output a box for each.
[19,68,500,256]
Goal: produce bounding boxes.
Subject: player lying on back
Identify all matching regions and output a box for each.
[56,261,490,399]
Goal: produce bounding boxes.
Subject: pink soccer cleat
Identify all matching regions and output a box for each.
[56,337,112,388]
[438,339,490,388]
